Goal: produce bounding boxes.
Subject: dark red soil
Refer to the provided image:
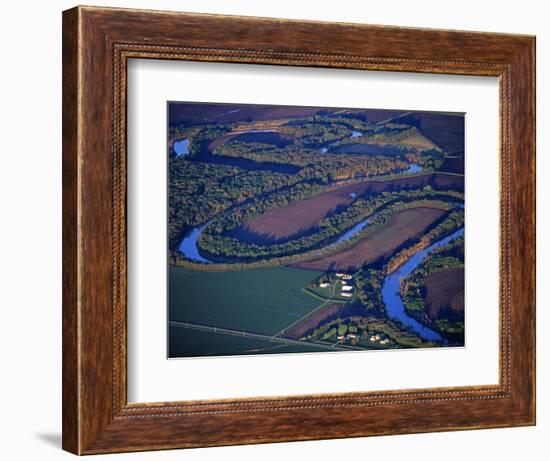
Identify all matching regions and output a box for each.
[424,267,464,320]
[282,303,343,339]
[292,207,446,272]
[230,174,462,245]
[418,113,465,156]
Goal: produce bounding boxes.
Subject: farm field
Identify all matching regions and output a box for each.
[365,109,407,123]
[229,182,366,244]
[169,326,329,357]
[439,156,465,175]
[396,131,439,150]
[169,102,323,126]
[417,112,465,174]
[282,303,344,339]
[292,207,447,272]
[424,267,465,319]
[169,266,323,335]
[230,173,462,245]
[417,112,465,155]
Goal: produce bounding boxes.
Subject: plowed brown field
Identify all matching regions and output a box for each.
[291,207,446,272]
[230,174,461,244]
[424,267,464,320]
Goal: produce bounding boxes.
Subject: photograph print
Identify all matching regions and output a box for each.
[168,102,465,358]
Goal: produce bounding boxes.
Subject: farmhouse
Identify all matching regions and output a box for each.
[341,285,353,292]
[319,282,330,288]
[341,292,353,298]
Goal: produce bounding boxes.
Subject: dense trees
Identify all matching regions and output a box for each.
[168,111,450,256]
[354,269,385,312]
[213,139,413,178]
[209,116,444,175]
[168,110,464,268]
[303,314,432,349]
[168,159,299,250]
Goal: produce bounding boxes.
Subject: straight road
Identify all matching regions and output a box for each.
[169,320,350,351]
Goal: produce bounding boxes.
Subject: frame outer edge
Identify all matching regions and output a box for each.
[62,6,536,454]
[513,36,536,424]
[531,36,537,425]
[62,6,81,455]
[497,37,535,425]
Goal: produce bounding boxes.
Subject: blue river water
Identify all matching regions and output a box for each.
[179,212,376,265]
[335,217,372,244]
[173,138,190,156]
[315,128,423,177]
[404,163,422,174]
[381,227,464,343]
[320,130,363,153]
[180,202,376,264]
[178,205,464,344]
[178,223,213,264]
[177,168,442,267]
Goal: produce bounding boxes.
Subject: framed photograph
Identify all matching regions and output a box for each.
[62,6,535,455]
[166,101,466,358]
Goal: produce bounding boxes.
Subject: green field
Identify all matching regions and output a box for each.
[169,266,323,336]
[169,326,330,357]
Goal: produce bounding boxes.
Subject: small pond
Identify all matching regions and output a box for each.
[173,138,190,157]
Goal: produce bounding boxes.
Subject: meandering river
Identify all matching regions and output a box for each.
[177,175,456,268]
[178,214,376,265]
[381,227,464,343]
[179,211,377,265]
[178,200,464,344]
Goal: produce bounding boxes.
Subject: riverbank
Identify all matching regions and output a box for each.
[381,227,464,343]
[172,198,459,271]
